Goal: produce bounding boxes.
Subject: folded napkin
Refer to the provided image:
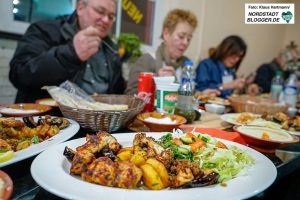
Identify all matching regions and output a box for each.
[179,126,247,146]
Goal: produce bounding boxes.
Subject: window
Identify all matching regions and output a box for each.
[13,0,75,23]
[0,0,159,48]
[120,0,155,45]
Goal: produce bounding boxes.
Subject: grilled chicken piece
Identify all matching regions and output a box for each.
[70,149,96,175]
[70,132,121,175]
[114,161,142,189]
[169,160,203,188]
[81,157,143,189]
[133,133,164,154]
[293,116,300,131]
[274,112,289,123]
[4,139,18,151]
[76,132,121,154]
[170,168,194,188]
[81,157,116,186]
[0,138,12,151]
[133,133,174,167]
[155,149,174,169]
[0,117,24,128]
[76,134,101,154]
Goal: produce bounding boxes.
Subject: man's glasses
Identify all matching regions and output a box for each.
[88,5,116,22]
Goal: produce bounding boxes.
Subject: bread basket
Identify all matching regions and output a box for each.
[58,95,145,132]
[228,95,288,115]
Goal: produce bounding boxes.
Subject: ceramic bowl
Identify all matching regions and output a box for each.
[0,103,52,117]
[35,98,58,107]
[234,125,299,152]
[204,103,225,114]
[0,170,13,200]
[137,112,187,132]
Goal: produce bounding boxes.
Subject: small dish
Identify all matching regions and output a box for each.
[234,125,299,153]
[137,112,187,132]
[0,103,52,117]
[35,98,58,107]
[0,170,13,200]
[204,103,225,114]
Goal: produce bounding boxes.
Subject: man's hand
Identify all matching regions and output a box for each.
[73,26,101,61]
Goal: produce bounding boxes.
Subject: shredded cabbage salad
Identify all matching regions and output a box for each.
[158,129,255,183]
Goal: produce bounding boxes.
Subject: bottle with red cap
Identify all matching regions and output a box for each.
[137,72,155,112]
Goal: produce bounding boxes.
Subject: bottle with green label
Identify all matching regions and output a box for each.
[174,60,196,123]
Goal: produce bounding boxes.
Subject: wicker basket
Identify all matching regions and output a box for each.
[228,95,288,115]
[58,95,145,132]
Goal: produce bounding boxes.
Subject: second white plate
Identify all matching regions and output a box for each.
[0,117,80,168]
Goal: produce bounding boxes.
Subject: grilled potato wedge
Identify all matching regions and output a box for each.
[116,149,133,161]
[130,146,147,166]
[146,158,169,187]
[118,147,133,154]
[16,140,32,151]
[140,163,164,190]
[130,154,146,166]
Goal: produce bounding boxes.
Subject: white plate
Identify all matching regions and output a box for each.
[0,117,80,168]
[31,132,277,200]
[220,113,249,125]
[221,113,300,137]
[288,130,300,136]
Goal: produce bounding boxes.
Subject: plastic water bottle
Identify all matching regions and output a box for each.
[175,60,195,123]
[181,60,195,91]
[283,73,298,107]
[270,71,284,101]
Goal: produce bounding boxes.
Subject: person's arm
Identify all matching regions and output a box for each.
[195,60,220,91]
[125,54,155,95]
[9,22,83,91]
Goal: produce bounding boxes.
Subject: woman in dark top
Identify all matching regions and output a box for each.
[195,35,247,98]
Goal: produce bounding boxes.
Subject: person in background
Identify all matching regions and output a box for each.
[247,47,300,95]
[125,9,199,95]
[9,0,125,103]
[195,35,247,98]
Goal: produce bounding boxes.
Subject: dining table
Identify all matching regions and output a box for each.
[2,112,300,200]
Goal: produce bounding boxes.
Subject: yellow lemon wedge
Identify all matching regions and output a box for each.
[0,151,14,163]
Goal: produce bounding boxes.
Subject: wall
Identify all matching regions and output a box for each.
[200,0,288,76]
[283,0,300,47]
[0,38,17,104]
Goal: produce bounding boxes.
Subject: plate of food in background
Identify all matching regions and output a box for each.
[221,112,300,136]
[220,112,261,126]
[0,116,79,168]
[234,125,299,153]
[0,103,52,117]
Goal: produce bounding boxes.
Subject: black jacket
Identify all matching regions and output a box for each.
[9,13,125,103]
[254,59,288,93]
